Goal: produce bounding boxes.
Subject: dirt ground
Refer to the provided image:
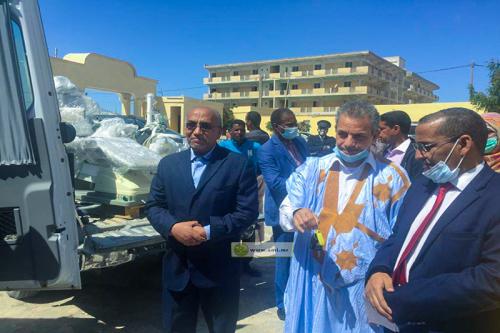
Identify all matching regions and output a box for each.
[0,254,283,333]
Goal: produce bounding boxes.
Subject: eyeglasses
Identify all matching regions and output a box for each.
[185,121,217,132]
[412,136,460,154]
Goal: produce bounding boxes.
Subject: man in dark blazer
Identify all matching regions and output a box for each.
[307,119,337,157]
[257,108,309,320]
[365,108,500,333]
[379,111,423,180]
[147,107,258,333]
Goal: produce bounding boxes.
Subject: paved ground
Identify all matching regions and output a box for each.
[0,238,284,333]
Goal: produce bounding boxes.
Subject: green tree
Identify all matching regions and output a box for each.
[298,120,311,133]
[223,108,235,130]
[469,60,500,113]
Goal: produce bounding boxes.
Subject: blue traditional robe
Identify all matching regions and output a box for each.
[280,152,410,333]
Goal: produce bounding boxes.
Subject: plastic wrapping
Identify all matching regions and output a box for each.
[148,136,183,156]
[55,76,103,137]
[67,137,161,173]
[54,76,185,172]
[92,118,138,139]
[54,76,102,117]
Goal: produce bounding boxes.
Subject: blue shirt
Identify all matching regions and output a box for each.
[190,147,215,239]
[218,138,261,174]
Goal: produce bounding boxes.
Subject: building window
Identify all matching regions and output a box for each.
[210,88,217,93]
[344,81,351,87]
[232,87,239,92]
[269,83,274,91]
[345,62,353,68]
[233,71,239,76]
[269,100,274,107]
[313,101,318,107]
[251,103,257,107]
[313,83,321,89]
[292,66,299,72]
[210,72,217,78]
[291,84,298,90]
[252,69,258,75]
[290,102,297,107]
[314,64,322,70]
[251,86,258,91]
[270,65,280,73]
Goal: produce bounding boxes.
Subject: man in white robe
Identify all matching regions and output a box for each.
[280,100,410,333]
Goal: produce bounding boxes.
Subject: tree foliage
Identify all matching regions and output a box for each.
[223,108,235,130]
[469,60,500,113]
[298,120,311,133]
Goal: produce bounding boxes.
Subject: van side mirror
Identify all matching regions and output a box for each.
[60,122,76,143]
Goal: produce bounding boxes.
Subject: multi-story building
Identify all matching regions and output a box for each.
[203,51,439,114]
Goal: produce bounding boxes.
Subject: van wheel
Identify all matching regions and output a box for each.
[7,290,39,300]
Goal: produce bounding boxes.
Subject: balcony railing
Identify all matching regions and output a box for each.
[204,86,371,100]
[290,106,340,114]
[203,91,259,99]
[204,66,371,84]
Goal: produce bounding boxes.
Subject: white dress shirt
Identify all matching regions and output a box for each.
[394,162,485,281]
[279,153,377,231]
[385,138,411,166]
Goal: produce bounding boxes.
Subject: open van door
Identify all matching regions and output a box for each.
[0,0,81,291]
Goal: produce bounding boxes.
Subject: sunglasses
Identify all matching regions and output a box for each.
[185,121,217,132]
[412,136,460,154]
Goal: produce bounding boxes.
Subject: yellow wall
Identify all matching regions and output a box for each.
[233,102,482,135]
[156,96,224,135]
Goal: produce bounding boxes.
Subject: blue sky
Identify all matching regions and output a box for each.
[39,0,499,111]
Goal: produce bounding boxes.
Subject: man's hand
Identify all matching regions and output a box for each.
[293,208,318,233]
[365,272,394,321]
[192,225,207,240]
[171,221,206,246]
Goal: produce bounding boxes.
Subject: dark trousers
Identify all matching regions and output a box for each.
[163,278,240,333]
[272,225,293,310]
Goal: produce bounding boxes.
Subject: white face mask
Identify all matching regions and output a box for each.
[422,139,465,184]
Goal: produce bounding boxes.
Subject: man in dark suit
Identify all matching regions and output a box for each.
[379,110,423,180]
[147,107,258,333]
[257,108,309,320]
[245,110,270,145]
[307,120,337,157]
[365,107,500,333]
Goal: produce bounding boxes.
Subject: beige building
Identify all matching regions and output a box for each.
[203,51,439,114]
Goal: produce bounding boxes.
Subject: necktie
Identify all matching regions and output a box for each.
[392,182,453,285]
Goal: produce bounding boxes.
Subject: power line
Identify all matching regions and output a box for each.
[417,62,486,74]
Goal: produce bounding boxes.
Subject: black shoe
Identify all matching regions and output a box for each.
[243,264,262,277]
[277,308,286,321]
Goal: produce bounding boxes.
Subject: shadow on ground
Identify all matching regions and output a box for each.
[1,254,277,333]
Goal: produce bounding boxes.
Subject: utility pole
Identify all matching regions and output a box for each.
[470,61,475,88]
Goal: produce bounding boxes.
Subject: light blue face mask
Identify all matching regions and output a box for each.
[422,139,465,184]
[281,126,299,140]
[334,146,369,163]
[484,137,498,154]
